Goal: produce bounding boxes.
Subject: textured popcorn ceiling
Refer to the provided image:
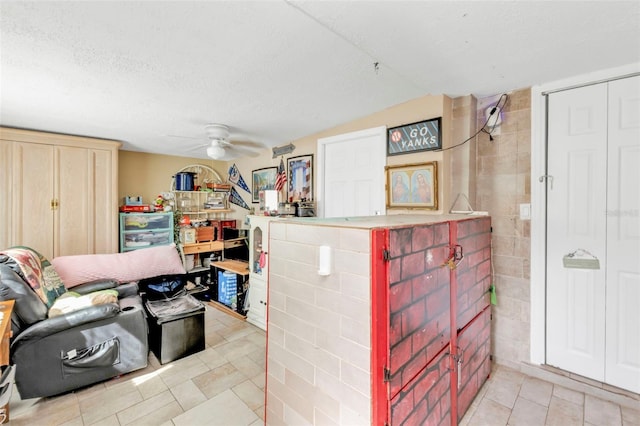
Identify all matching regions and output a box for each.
[1,1,638,159]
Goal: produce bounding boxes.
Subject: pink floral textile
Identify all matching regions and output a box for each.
[0,247,67,307]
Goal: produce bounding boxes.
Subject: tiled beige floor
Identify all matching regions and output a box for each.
[7,305,640,425]
[460,364,640,426]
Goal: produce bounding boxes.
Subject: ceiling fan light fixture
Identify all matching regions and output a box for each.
[207,145,226,159]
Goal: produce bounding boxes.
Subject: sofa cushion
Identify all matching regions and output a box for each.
[0,247,66,308]
[48,289,119,318]
[52,243,186,288]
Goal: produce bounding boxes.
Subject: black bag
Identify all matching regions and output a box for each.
[138,274,186,300]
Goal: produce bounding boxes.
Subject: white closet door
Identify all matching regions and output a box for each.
[317,127,386,218]
[546,83,608,381]
[605,75,640,393]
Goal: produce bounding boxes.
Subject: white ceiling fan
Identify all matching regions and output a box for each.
[204,123,262,160]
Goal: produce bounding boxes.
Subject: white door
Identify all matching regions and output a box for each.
[546,83,608,381]
[604,76,640,393]
[317,126,386,218]
[546,75,640,393]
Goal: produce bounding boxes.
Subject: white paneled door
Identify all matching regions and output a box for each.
[605,77,640,393]
[546,76,640,393]
[317,126,386,218]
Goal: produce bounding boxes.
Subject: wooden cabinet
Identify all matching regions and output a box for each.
[0,300,14,367]
[0,300,15,424]
[0,127,121,259]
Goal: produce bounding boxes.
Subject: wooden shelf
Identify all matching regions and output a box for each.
[212,260,250,276]
[207,300,246,320]
[182,240,224,255]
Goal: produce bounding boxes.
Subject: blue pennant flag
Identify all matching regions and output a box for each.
[228,164,251,194]
[228,186,250,210]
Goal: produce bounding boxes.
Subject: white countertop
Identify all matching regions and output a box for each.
[276,213,488,229]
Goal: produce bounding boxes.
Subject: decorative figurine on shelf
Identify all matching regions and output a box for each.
[154,194,164,211]
[152,192,174,212]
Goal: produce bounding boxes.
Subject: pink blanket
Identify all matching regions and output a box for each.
[52,244,186,288]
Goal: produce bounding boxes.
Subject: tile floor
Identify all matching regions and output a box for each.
[7,304,640,425]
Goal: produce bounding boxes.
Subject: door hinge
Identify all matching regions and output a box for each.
[383,367,391,382]
[382,249,390,261]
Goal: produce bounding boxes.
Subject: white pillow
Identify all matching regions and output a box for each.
[52,244,186,288]
[48,290,119,317]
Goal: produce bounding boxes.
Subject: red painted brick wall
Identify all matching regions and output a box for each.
[388,222,451,397]
[455,217,492,328]
[384,217,492,425]
[390,346,452,426]
[456,307,492,421]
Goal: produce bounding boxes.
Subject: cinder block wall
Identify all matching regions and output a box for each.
[266,222,372,425]
[476,88,532,367]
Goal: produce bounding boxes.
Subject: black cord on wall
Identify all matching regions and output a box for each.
[436,93,509,152]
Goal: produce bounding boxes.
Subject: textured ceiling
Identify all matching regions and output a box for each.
[1,1,639,159]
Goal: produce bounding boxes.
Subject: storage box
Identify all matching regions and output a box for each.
[145,296,205,364]
[196,226,215,242]
[180,228,196,244]
[218,220,237,240]
[218,271,237,307]
[206,183,232,192]
[124,196,143,206]
[119,205,152,212]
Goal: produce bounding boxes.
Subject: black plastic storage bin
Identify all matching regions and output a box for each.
[144,295,205,364]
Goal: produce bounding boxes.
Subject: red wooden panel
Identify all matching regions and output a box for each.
[387,223,451,398]
[371,228,390,425]
[390,345,452,426]
[455,217,492,330]
[456,307,492,422]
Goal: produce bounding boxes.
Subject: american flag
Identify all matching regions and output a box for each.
[274,158,286,191]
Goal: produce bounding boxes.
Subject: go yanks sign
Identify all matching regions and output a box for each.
[387,117,442,156]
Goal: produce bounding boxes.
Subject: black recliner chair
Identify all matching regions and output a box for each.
[0,248,149,399]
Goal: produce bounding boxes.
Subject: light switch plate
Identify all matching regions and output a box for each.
[519,203,531,220]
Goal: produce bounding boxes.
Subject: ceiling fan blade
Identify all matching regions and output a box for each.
[226,145,261,157]
[227,140,266,149]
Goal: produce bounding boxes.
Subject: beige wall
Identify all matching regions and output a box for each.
[230,94,452,222]
[118,151,227,208]
[476,88,532,368]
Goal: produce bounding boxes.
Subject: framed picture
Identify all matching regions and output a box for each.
[252,167,277,203]
[287,154,313,201]
[387,117,442,155]
[385,162,438,209]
